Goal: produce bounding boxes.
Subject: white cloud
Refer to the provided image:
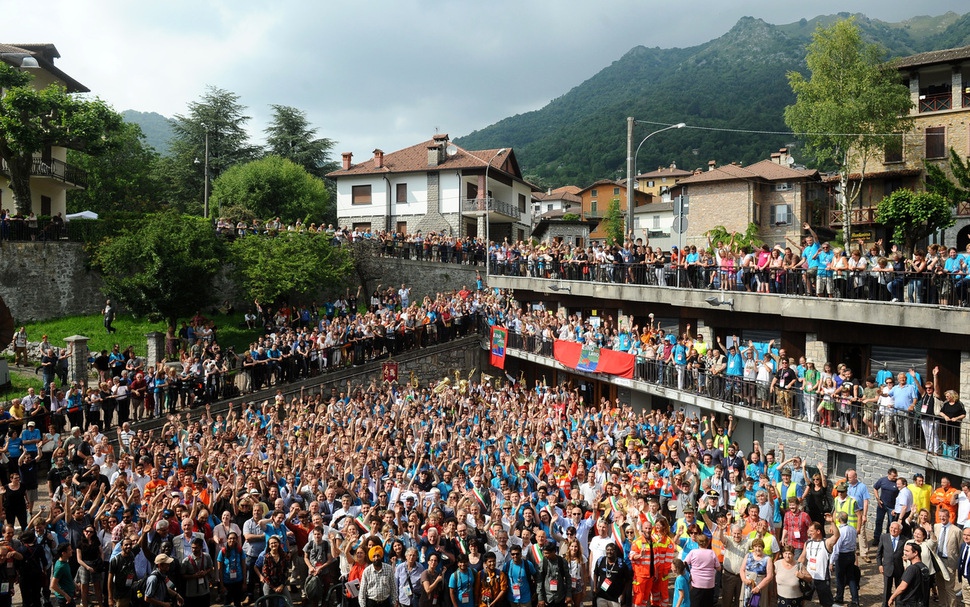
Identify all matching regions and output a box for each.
[6,0,966,156]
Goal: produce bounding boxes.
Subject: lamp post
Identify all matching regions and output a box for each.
[195,124,210,219]
[484,148,506,279]
[626,121,686,237]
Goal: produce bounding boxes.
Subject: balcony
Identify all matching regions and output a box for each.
[461,197,520,221]
[584,210,605,219]
[0,157,87,189]
[499,329,970,475]
[829,206,877,226]
[919,92,952,113]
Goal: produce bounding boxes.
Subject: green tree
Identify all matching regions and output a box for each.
[784,17,912,251]
[67,121,162,215]
[601,198,624,245]
[161,87,261,213]
[705,223,763,251]
[925,147,970,207]
[876,189,953,254]
[91,212,224,325]
[265,105,337,179]
[229,233,352,304]
[0,63,124,215]
[210,156,330,223]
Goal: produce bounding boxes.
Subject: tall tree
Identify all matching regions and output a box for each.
[0,63,124,215]
[784,17,912,250]
[876,189,953,253]
[210,155,330,223]
[265,105,337,179]
[92,211,225,325]
[161,86,261,213]
[67,121,162,215]
[601,198,624,246]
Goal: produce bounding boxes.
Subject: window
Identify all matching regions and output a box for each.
[519,193,527,213]
[613,187,620,196]
[591,189,598,198]
[547,204,553,212]
[352,222,371,232]
[591,201,597,215]
[352,185,372,205]
[826,451,856,480]
[652,215,661,229]
[648,180,655,188]
[396,183,407,203]
[926,126,946,159]
[774,182,792,192]
[884,133,903,163]
[770,204,793,226]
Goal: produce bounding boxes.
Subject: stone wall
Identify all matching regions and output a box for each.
[0,242,104,322]
[354,252,480,304]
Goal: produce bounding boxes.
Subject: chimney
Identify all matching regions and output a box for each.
[427,145,441,166]
[771,152,781,165]
[373,149,384,169]
[341,152,353,170]
[708,160,716,171]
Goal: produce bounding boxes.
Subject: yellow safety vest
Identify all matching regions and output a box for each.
[834,496,859,529]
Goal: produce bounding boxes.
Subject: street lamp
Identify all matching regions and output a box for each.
[194,123,210,219]
[484,147,506,279]
[626,121,686,237]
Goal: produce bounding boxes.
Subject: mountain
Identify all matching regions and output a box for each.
[121,109,175,156]
[454,12,969,188]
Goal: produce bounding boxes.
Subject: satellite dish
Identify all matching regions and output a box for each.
[446,144,458,157]
[787,156,795,166]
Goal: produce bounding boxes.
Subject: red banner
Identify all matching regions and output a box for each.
[553,340,634,379]
[490,326,508,369]
[382,361,399,383]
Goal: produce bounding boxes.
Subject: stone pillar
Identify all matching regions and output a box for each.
[145,332,166,370]
[804,332,827,365]
[953,67,964,110]
[960,351,970,445]
[63,335,90,389]
[477,214,486,240]
[909,71,920,115]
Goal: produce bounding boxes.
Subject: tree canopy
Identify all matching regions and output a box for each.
[91,212,225,325]
[229,233,352,304]
[876,189,953,253]
[210,155,330,224]
[0,62,124,215]
[265,105,337,179]
[67,121,162,215]
[784,17,912,249]
[925,148,970,207]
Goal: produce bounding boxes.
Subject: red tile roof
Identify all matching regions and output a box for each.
[679,159,817,184]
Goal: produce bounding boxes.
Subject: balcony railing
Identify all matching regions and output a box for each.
[957,201,970,217]
[461,197,520,220]
[501,327,970,464]
[919,92,952,113]
[584,210,605,219]
[829,206,877,226]
[0,157,87,188]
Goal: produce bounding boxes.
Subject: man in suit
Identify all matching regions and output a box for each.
[957,526,970,607]
[877,521,905,607]
[934,508,959,607]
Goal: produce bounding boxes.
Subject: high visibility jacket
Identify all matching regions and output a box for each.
[834,496,859,529]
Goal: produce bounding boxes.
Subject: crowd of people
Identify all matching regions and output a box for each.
[483,289,967,458]
[0,362,962,607]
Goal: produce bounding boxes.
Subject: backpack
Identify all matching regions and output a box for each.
[130,570,160,607]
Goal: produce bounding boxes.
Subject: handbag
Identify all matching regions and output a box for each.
[746,593,761,607]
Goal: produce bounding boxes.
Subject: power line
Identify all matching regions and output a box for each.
[634,119,906,138]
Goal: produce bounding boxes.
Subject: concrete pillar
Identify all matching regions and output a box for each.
[477,214,486,240]
[804,332,827,365]
[145,332,166,370]
[909,71,920,115]
[953,67,964,110]
[63,335,90,389]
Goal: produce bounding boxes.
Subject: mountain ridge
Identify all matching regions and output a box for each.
[455,11,970,188]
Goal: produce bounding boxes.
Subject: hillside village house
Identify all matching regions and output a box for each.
[842,44,970,249]
[678,149,821,249]
[576,179,651,241]
[532,185,581,218]
[0,44,88,218]
[327,134,535,242]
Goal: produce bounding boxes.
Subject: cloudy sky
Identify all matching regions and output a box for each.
[6,0,967,157]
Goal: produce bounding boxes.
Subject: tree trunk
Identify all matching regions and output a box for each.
[7,156,33,216]
[840,170,851,252]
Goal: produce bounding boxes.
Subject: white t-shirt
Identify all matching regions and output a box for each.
[805,539,831,580]
[588,535,614,574]
[895,487,914,516]
[956,491,970,527]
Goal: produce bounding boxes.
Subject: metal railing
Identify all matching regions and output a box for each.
[829,206,877,226]
[460,197,522,220]
[487,259,970,307]
[376,238,486,265]
[0,157,87,188]
[503,329,969,462]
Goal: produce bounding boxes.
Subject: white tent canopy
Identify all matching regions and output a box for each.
[64,211,98,221]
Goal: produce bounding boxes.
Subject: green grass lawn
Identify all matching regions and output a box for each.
[18,312,261,358]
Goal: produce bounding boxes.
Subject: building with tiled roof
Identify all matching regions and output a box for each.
[532,186,582,217]
[634,163,693,198]
[678,149,823,249]
[326,134,536,240]
[573,179,652,241]
[0,43,89,218]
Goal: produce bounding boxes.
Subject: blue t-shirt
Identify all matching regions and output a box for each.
[217,546,245,584]
[448,569,476,607]
[673,573,691,607]
[503,560,536,603]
